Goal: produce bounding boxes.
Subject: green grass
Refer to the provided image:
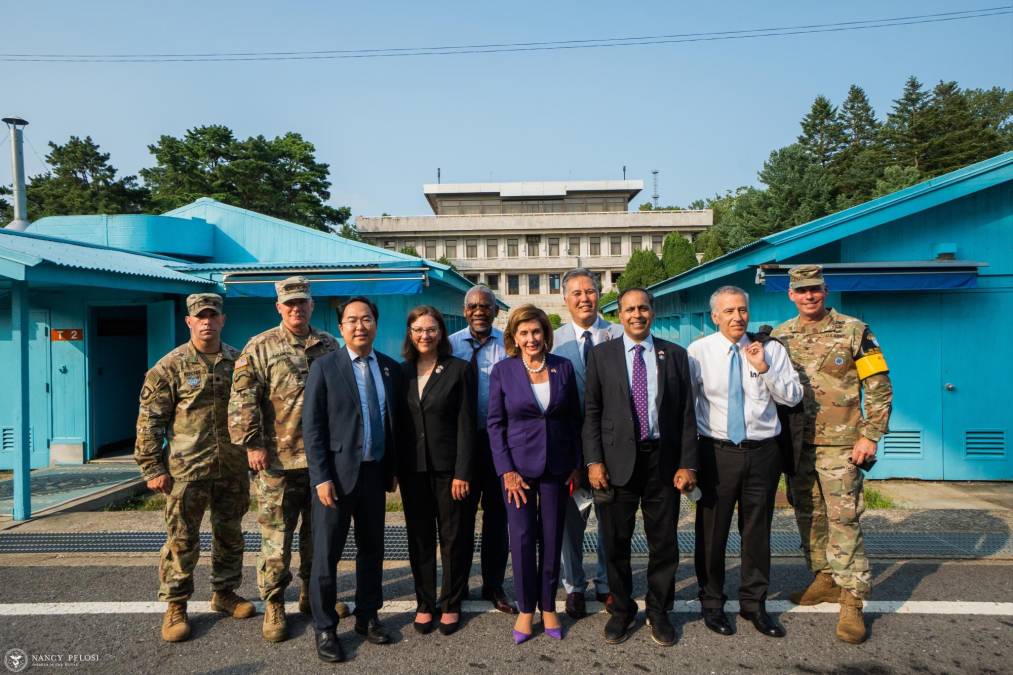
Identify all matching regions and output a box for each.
[863,485,895,510]
[104,492,166,511]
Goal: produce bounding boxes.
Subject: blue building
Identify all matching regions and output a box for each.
[607,152,1013,481]
[1,198,481,506]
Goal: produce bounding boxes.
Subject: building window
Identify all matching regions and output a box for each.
[486,238,498,259]
[465,273,480,284]
[631,235,642,251]
[507,274,520,295]
[548,237,559,256]
[424,239,437,259]
[548,273,561,292]
[589,236,601,256]
[528,274,541,295]
[445,239,457,258]
[507,238,519,257]
[611,270,622,284]
[652,234,663,255]
[486,273,500,291]
[466,239,478,258]
[526,235,541,257]
[567,237,580,256]
[610,235,621,256]
[383,240,396,250]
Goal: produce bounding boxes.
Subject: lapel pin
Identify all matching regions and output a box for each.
[550,368,557,374]
[383,366,390,377]
[435,365,444,374]
[658,350,666,361]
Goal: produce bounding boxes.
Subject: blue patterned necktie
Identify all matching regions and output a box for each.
[631,344,650,441]
[727,345,746,444]
[358,356,385,461]
[581,330,593,365]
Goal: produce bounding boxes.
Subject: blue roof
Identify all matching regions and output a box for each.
[0,229,216,286]
[631,151,1013,302]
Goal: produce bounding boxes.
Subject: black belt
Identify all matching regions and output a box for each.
[705,437,776,450]
[636,439,660,452]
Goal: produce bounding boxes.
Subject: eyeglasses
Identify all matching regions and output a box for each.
[342,317,375,327]
[465,302,494,312]
[410,327,440,337]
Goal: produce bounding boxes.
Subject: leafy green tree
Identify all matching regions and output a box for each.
[435,255,457,270]
[841,85,881,148]
[547,313,563,330]
[758,144,834,230]
[1,136,151,217]
[883,76,931,170]
[699,232,725,262]
[618,249,666,290]
[873,165,923,197]
[398,246,420,257]
[661,232,697,277]
[834,85,888,208]
[921,81,1007,177]
[798,95,846,169]
[0,196,11,222]
[963,86,1013,147]
[140,125,350,232]
[338,222,364,242]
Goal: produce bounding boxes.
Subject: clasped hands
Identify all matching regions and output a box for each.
[503,469,580,508]
[587,462,697,494]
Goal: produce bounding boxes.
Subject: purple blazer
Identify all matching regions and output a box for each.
[487,353,583,479]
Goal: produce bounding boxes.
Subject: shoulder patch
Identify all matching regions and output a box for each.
[235,355,250,370]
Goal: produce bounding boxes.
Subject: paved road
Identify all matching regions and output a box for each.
[1,558,1011,674]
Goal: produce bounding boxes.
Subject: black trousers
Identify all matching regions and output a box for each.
[462,430,509,593]
[599,447,679,621]
[400,469,471,613]
[309,461,385,631]
[694,437,781,612]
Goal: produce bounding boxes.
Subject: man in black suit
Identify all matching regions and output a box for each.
[583,287,698,647]
[303,296,403,663]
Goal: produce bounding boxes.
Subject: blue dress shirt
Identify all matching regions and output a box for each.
[346,346,387,460]
[449,327,506,429]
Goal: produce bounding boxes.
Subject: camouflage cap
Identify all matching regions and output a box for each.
[788,264,826,290]
[275,275,312,303]
[186,293,223,316]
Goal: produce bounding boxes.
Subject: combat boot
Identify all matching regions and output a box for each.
[161,601,191,642]
[262,600,289,642]
[299,584,350,618]
[789,571,840,605]
[211,590,256,619]
[836,589,867,644]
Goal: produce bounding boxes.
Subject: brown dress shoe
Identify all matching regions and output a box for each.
[262,600,288,642]
[790,572,840,605]
[161,601,191,643]
[211,590,256,619]
[596,592,615,615]
[299,585,350,618]
[836,590,867,644]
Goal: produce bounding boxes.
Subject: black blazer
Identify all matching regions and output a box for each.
[398,356,476,480]
[303,347,404,496]
[582,335,698,487]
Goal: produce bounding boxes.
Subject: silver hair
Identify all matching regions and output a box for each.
[709,285,749,313]
[561,267,598,296]
[464,284,496,305]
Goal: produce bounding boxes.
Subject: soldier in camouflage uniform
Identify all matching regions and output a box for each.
[228,276,345,642]
[771,264,892,644]
[135,293,255,643]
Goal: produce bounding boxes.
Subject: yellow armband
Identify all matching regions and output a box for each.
[855,352,888,379]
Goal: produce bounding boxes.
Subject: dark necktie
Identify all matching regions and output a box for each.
[357,356,384,461]
[631,344,650,441]
[581,330,593,365]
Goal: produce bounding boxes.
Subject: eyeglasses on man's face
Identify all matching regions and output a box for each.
[410,326,440,337]
[342,316,375,327]
[465,302,494,312]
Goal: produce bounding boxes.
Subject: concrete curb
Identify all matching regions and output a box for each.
[0,478,147,532]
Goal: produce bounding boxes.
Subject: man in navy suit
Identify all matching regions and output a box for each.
[551,268,623,619]
[303,296,404,663]
[583,288,698,647]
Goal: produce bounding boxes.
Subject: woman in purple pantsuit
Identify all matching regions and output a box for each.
[487,304,582,643]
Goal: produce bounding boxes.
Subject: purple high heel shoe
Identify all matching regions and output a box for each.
[512,629,533,645]
[544,626,563,640]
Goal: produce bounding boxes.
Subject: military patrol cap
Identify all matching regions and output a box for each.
[275,276,312,303]
[186,293,223,316]
[788,264,826,290]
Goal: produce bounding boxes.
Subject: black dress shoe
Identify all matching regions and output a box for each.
[354,616,392,644]
[437,618,460,636]
[413,618,435,635]
[596,592,615,615]
[481,588,519,615]
[315,629,345,663]
[702,608,734,636]
[565,592,587,619]
[603,614,636,644]
[739,607,786,638]
[646,613,676,646]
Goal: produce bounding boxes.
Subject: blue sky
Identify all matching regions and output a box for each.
[1,1,1011,220]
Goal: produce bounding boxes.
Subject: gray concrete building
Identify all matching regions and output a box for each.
[356,180,713,318]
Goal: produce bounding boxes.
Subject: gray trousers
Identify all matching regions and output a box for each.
[560,487,609,595]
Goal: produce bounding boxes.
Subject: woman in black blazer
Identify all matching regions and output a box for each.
[399,305,476,636]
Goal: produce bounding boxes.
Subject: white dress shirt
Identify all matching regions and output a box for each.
[622,333,660,440]
[687,331,802,441]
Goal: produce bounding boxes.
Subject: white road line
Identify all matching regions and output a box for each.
[1,600,1011,616]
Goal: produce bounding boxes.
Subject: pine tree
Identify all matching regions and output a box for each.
[661,233,698,277]
[841,85,880,148]
[835,85,887,208]
[798,95,847,168]
[921,81,1006,176]
[883,76,931,170]
[618,249,666,290]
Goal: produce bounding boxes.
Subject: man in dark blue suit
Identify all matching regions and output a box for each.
[303,296,404,663]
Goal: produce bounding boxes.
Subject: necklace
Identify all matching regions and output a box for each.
[522,355,547,373]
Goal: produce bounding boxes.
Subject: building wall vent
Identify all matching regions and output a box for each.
[965,430,1006,458]
[881,430,922,458]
